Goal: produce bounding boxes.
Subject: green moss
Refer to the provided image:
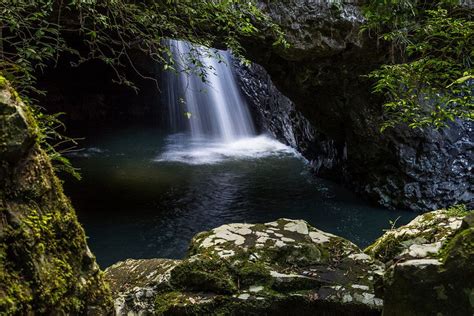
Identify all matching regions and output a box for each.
[263,242,325,267]
[365,208,470,263]
[445,204,470,218]
[0,75,7,88]
[234,261,272,287]
[170,256,237,294]
[155,291,184,314]
[440,227,474,265]
[155,293,280,316]
[365,233,404,263]
[187,231,213,257]
[1,198,112,314]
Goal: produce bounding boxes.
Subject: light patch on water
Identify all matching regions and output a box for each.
[155,134,297,165]
[66,147,108,158]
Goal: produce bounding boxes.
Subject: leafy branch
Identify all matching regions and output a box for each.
[362,2,473,131]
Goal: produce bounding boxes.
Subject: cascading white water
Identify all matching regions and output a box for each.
[158,39,295,165]
[163,39,255,141]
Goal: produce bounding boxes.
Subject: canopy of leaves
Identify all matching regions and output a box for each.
[1,0,284,93]
[362,1,473,130]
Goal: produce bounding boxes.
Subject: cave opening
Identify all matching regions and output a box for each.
[36,39,415,267]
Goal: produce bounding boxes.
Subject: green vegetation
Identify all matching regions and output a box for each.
[170,255,237,294]
[0,0,283,91]
[445,204,470,217]
[362,1,473,130]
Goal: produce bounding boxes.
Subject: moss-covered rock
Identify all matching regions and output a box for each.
[0,77,35,164]
[365,208,473,315]
[365,207,468,264]
[0,79,113,314]
[105,258,180,315]
[106,219,384,315]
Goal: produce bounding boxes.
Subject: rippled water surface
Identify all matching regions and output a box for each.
[65,126,417,267]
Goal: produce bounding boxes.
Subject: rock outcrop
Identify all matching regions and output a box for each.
[0,78,113,314]
[238,1,473,211]
[366,207,473,316]
[106,219,385,315]
[106,209,473,315]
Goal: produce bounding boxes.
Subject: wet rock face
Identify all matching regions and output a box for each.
[377,121,474,211]
[257,1,364,60]
[365,208,474,315]
[239,1,473,211]
[234,59,344,179]
[106,219,384,315]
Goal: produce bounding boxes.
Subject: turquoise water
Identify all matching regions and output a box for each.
[65,126,417,268]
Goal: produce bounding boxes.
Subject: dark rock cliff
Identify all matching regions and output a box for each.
[234,60,344,179]
[238,0,473,211]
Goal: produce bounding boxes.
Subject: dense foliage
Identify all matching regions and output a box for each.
[362,1,473,130]
[0,0,284,175]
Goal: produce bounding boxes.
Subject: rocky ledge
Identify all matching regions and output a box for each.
[105,208,472,315]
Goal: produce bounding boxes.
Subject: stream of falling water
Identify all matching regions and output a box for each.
[158,40,290,164]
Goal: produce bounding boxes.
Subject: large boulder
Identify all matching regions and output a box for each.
[365,207,473,315]
[0,78,113,314]
[106,219,384,315]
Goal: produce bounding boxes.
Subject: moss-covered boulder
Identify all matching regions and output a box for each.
[0,78,113,314]
[106,219,384,315]
[365,208,473,316]
[366,207,468,264]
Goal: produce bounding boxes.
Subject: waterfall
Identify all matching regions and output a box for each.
[158,39,294,165]
[162,39,256,141]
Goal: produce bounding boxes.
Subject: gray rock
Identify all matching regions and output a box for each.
[106,219,385,315]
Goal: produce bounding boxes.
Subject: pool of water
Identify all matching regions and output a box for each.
[65,126,417,268]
